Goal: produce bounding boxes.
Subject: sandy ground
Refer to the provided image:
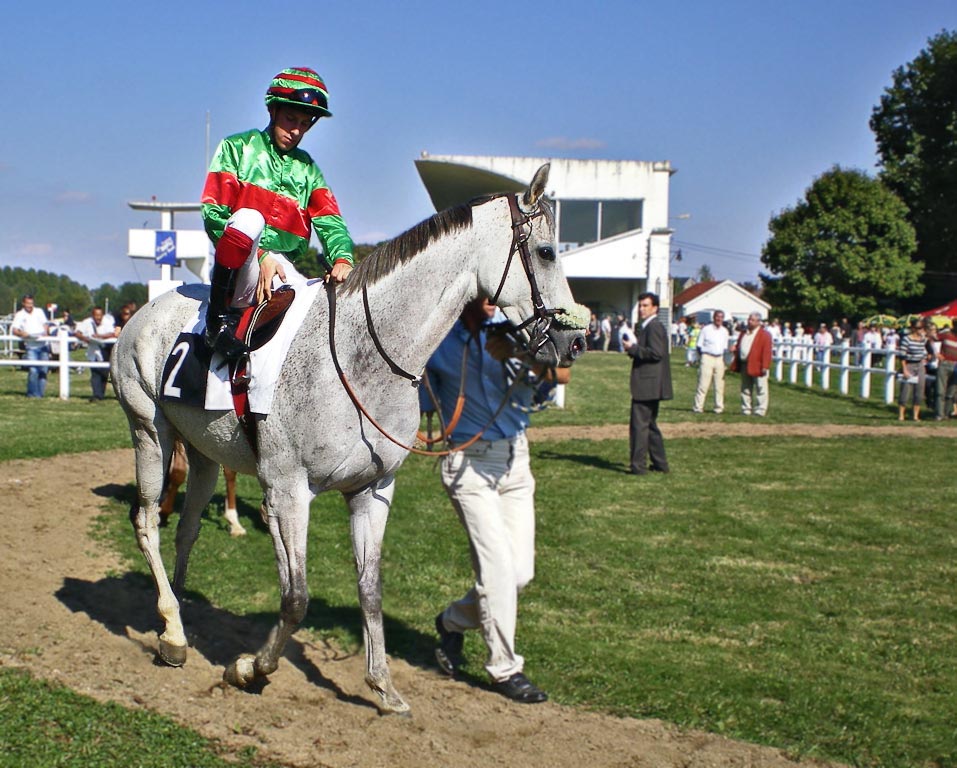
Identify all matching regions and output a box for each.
[0,427,900,767]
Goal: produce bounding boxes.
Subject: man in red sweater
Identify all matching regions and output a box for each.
[731,312,773,416]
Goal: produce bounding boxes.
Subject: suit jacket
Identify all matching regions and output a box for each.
[628,317,673,401]
[731,328,772,377]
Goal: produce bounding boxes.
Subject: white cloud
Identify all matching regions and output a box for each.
[19,243,54,256]
[55,190,93,204]
[535,137,606,151]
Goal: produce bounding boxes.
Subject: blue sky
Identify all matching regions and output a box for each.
[1,1,955,290]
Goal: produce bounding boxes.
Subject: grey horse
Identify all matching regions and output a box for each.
[111,163,586,714]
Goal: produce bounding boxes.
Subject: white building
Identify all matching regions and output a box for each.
[414,153,675,324]
[673,279,771,325]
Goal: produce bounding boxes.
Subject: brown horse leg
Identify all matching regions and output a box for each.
[222,468,247,536]
[159,439,188,526]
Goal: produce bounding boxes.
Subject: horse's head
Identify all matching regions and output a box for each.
[478,163,588,368]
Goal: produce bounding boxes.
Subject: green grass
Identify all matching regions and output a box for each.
[0,668,282,768]
[2,349,956,767]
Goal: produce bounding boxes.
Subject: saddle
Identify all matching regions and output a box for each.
[228,285,297,456]
[230,285,297,352]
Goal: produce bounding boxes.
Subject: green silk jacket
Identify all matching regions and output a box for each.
[201,128,354,268]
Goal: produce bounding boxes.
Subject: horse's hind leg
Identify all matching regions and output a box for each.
[222,468,247,536]
[171,445,221,595]
[129,419,188,666]
[347,475,409,714]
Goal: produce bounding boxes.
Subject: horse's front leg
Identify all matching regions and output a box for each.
[347,475,409,714]
[130,422,187,666]
[223,477,311,688]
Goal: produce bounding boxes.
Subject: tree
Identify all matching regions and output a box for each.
[760,167,922,319]
[696,264,714,282]
[870,29,957,292]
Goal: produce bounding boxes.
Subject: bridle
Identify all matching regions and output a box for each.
[489,194,562,357]
[330,192,563,456]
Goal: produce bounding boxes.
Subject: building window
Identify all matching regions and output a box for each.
[558,199,643,247]
[600,200,643,239]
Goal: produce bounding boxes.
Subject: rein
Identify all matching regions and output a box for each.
[330,193,556,457]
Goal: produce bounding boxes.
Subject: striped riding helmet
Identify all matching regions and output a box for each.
[265,67,332,118]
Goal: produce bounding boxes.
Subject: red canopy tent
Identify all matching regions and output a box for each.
[919,299,957,317]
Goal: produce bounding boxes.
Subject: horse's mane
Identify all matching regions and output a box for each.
[343,203,476,295]
[342,192,553,294]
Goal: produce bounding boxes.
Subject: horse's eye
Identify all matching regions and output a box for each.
[538,246,555,262]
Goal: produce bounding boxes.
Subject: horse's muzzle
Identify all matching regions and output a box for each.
[536,328,586,367]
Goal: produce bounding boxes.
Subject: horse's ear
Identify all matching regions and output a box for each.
[521,163,550,210]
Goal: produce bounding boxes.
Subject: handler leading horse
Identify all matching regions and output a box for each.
[111,164,585,714]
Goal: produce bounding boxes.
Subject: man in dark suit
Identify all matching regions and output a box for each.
[622,292,673,475]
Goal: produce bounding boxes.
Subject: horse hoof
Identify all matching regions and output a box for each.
[223,654,257,688]
[158,639,187,667]
[229,527,247,537]
[366,677,411,715]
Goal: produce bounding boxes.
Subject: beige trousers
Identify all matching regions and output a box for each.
[694,354,726,413]
[740,372,769,416]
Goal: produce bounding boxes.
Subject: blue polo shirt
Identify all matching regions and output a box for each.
[420,317,544,443]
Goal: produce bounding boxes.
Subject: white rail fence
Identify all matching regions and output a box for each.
[771,340,909,405]
[0,331,114,400]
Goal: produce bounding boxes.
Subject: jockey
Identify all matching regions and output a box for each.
[201,66,355,359]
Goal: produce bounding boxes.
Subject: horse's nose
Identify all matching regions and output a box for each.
[568,333,586,360]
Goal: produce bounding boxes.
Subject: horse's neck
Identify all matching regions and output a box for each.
[352,239,481,376]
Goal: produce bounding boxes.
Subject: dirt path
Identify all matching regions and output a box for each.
[0,442,859,768]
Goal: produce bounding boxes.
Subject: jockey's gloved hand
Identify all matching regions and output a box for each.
[205,313,249,361]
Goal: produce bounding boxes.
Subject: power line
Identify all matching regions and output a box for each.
[672,239,762,262]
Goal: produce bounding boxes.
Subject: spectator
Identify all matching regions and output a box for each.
[74,307,116,401]
[693,310,729,414]
[10,294,51,398]
[897,319,928,421]
[600,314,612,352]
[924,321,941,418]
[685,320,700,366]
[829,321,843,343]
[622,292,672,475]
[617,315,635,349]
[113,303,135,331]
[863,322,883,362]
[884,326,899,353]
[731,311,773,416]
[812,323,833,364]
[937,320,957,419]
[587,312,602,351]
[424,298,563,704]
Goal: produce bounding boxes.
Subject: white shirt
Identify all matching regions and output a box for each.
[12,306,50,349]
[697,323,730,356]
[863,330,882,349]
[76,315,116,361]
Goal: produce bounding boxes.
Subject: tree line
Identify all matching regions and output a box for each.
[760,29,957,321]
[0,242,383,319]
[0,266,148,319]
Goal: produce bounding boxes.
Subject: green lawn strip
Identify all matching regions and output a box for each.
[96,434,957,768]
[0,668,281,768]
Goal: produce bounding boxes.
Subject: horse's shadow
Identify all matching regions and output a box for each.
[61,485,452,708]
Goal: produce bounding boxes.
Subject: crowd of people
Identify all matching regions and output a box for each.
[8,294,138,400]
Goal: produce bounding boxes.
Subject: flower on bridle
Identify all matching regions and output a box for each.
[552,303,591,331]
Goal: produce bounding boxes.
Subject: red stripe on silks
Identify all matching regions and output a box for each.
[307,187,341,219]
[203,172,310,240]
[202,171,241,209]
[215,227,255,269]
[237,185,311,239]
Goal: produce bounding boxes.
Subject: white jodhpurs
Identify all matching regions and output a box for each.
[439,433,536,682]
[218,208,310,308]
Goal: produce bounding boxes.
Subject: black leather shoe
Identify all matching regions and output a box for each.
[434,612,464,676]
[491,672,548,703]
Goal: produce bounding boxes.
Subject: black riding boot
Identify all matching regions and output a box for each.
[205,264,249,360]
